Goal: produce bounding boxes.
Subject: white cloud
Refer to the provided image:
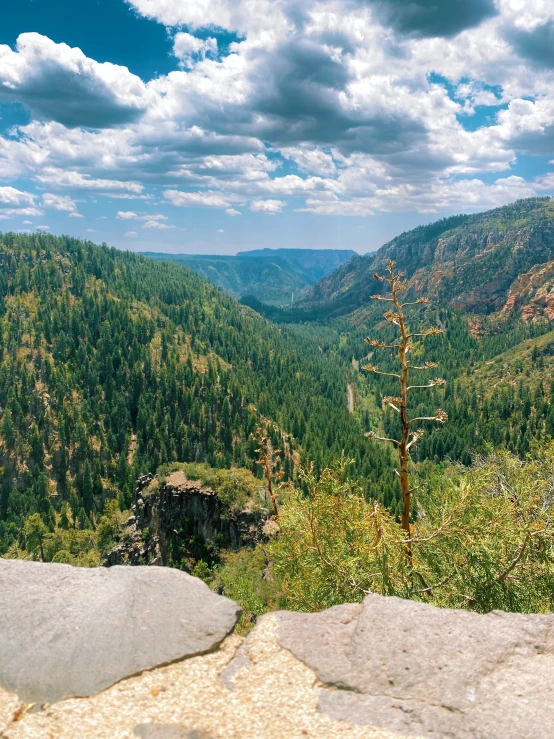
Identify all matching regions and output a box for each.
[0,3,553,222]
[42,193,77,212]
[0,187,42,218]
[42,193,85,218]
[37,169,143,193]
[250,199,286,213]
[124,230,138,237]
[173,33,218,68]
[218,228,225,232]
[0,186,36,208]
[142,220,174,229]
[36,224,50,230]
[300,174,539,216]
[280,147,337,176]
[0,207,43,218]
[86,228,96,232]
[126,0,281,33]
[0,33,148,128]
[164,190,232,208]
[117,210,168,221]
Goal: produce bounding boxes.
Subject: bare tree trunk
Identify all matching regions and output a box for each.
[396,297,413,566]
[256,428,281,519]
[265,456,280,519]
[363,260,447,570]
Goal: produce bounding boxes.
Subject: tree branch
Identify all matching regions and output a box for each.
[365,431,400,445]
[362,364,401,379]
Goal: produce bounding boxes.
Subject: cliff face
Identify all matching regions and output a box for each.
[105,471,270,568]
[299,198,554,320]
[498,260,554,322]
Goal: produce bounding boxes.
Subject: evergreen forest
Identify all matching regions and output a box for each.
[3,198,554,619]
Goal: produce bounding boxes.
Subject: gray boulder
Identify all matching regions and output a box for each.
[0,559,240,705]
[267,594,554,738]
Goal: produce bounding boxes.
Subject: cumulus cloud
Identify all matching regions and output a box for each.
[0,187,42,217]
[0,186,37,208]
[300,174,539,216]
[36,169,143,193]
[173,33,218,68]
[365,0,498,38]
[0,0,553,223]
[0,207,43,218]
[42,193,78,212]
[0,33,148,128]
[250,199,286,213]
[124,230,138,237]
[164,190,232,208]
[125,0,280,33]
[116,211,167,221]
[142,219,174,229]
[508,20,554,69]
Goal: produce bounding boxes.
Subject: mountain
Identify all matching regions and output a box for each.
[239,199,554,469]
[140,248,357,305]
[298,198,554,319]
[235,248,358,281]
[0,232,396,556]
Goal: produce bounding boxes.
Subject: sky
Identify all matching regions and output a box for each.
[1,0,554,255]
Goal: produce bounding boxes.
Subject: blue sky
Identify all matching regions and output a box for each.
[1,0,553,254]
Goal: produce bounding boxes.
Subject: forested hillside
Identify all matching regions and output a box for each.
[297,198,554,318]
[141,248,356,305]
[242,199,554,467]
[0,233,396,556]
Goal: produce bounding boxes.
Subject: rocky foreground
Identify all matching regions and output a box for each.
[1,561,554,738]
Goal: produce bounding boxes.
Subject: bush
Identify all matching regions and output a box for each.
[157,462,265,511]
[271,446,554,614]
[210,547,284,634]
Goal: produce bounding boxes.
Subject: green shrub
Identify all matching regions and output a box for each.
[157,462,265,511]
[271,446,554,614]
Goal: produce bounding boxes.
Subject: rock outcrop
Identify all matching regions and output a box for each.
[498,259,554,322]
[2,559,554,738]
[0,559,239,705]
[105,471,269,567]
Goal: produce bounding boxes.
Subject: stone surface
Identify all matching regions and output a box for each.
[0,618,396,739]
[134,726,212,738]
[4,564,554,738]
[0,559,240,705]
[273,594,554,738]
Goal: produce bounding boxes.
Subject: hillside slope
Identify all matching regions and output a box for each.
[141,248,357,305]
[0,233,395,554]
[300,198,554,318]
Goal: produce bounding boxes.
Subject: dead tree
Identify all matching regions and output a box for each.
[363,260,447,555]
[255,426,283,518]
